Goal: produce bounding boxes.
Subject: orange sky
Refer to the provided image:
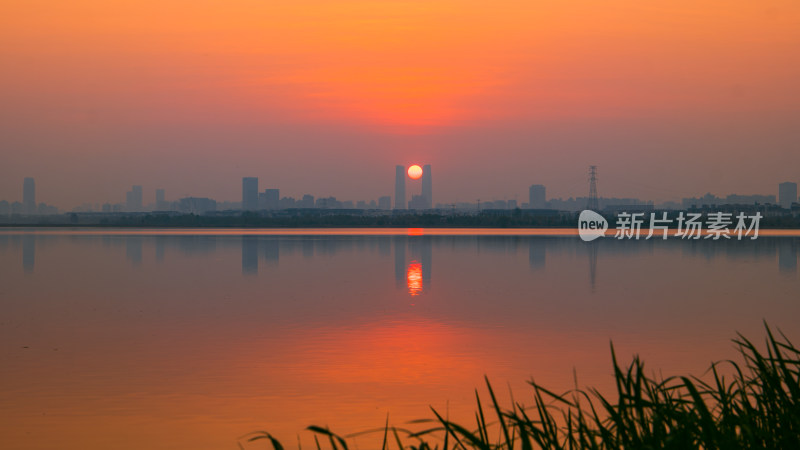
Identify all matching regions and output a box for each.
[1,0,799,208]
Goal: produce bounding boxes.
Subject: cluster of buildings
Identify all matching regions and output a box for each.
[0,177,58,216]
[68,186,220,215]
[242,176,392,211]
[2,172,800,217]
[393,164,433,209]
[238,164,434,213]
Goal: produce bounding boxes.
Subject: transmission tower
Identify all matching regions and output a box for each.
[588,165,599,210]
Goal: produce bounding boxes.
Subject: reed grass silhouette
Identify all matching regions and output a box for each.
[240,323,799,449]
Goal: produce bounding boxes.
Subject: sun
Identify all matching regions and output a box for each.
[407,165,423,180]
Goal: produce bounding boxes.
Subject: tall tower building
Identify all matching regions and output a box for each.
[529,184,546,209]
[587,166,599,210]
[155,189,166,210]
[395,165,406,209]
[22,177,36,214]
[126,185,143,212]
[779,182,798,209]
[421,164,432,209]
[133,185,143,210]
[242,177,259,211]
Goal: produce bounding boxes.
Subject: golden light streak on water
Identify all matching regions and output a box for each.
[406,261,423,296]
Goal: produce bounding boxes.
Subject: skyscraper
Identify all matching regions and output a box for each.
[529,184,546,209]
[263,189,280,209]
[22,177,35,214]
[242,177,259,211]
[395,165,406,209]
[133,185,142,210]
[779,182,798,209]
[126,185,143,212]
[421,164,432,209]
[155,188,166,210]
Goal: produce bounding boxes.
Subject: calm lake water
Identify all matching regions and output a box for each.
[1,228,799,449]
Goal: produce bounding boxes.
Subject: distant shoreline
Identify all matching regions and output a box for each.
[1,208,799,229]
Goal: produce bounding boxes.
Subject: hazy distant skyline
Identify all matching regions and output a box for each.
[2,1,799,210]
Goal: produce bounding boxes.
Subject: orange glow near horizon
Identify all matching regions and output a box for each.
[407,165,423,180]
[3,1,800,206]
[4,0,798,133]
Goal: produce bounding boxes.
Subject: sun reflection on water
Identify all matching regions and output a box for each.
[407,260,423,296]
